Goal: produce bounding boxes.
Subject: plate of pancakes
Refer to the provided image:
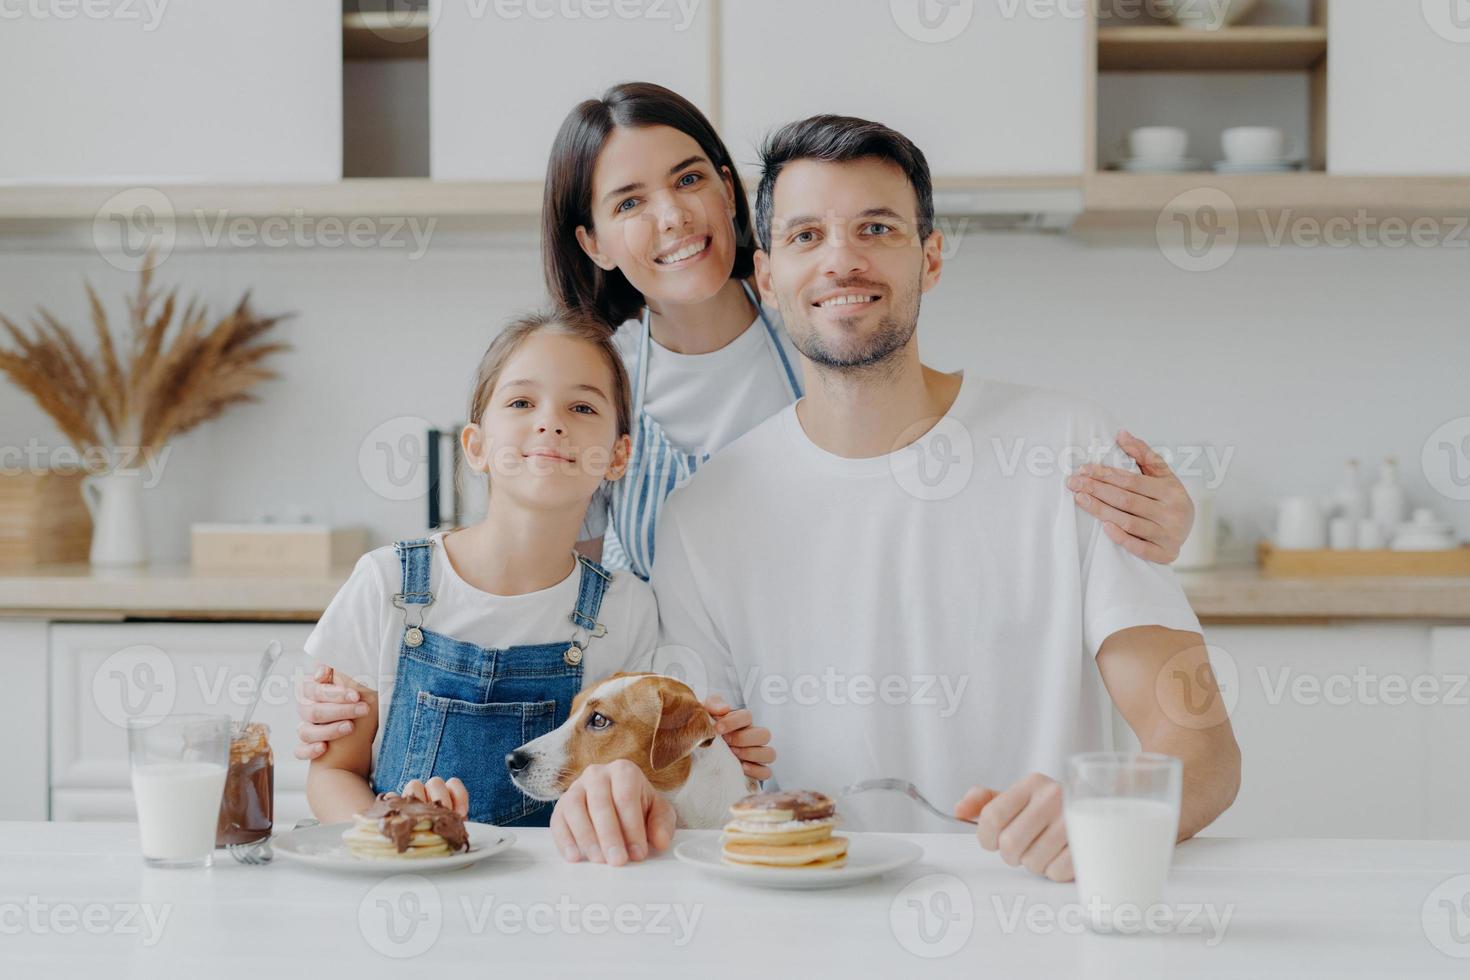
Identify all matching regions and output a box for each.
[674,790,922,890]
[274,793,516,874]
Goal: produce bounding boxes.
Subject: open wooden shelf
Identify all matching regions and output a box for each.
[0,177,1082,225]
[0,180,542,222]
[1080,172,1470,223]
[343,10,429,61]
[1098,26,1328,72]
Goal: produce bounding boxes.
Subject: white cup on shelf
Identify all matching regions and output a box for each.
[1357,519,1386,550]
[1221,126,1290,164]
[1174,477,1219,570]
[1275,496,1326,550]
[1129,126,1189,163]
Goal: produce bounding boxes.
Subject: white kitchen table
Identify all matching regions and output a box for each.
[4,823,1467,978]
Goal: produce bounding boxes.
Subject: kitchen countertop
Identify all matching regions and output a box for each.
[6,823,1467,978]
[1,562,1468,623]
[1177,566,1470,622]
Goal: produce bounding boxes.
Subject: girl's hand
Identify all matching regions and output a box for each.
[398,776,470,818]
[550,760,676,867]
[704,695,775,780]
[1068,429,1196,565]
[294,664,370,760]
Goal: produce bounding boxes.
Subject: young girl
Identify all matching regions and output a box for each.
[304,310,763,841]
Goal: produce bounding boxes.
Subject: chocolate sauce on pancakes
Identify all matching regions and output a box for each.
[731,790,835,821]
[362,793,470,854]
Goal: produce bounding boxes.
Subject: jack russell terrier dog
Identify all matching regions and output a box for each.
[505,672,756,829]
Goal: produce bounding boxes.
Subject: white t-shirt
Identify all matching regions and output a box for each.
[649,375,1202,832]
[578,308,802,540]
[304,531,659,762]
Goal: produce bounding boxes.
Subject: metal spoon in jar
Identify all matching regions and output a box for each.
[240,640,283,732]
[228,640,284,866]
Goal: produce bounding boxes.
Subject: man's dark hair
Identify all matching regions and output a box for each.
[754,115,935,254]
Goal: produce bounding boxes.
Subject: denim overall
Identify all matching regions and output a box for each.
[372,538,611,827]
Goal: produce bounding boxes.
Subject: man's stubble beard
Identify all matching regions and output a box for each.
[779,275,923,385]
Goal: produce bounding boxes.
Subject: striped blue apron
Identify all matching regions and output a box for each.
[606,281,803,580]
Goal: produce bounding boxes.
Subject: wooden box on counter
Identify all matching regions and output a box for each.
[1258,541,1470,578]
[191,524,368,575]
[0,470,91,567]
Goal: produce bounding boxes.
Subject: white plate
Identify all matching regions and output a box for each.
[272,821,516,874]
[673,833,922,890]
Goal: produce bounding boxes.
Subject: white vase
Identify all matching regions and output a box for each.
[82,470,149,567]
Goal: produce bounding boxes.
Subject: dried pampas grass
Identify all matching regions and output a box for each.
[0,254,292,471]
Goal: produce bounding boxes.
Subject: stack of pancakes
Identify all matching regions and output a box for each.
[343,793,470,859]
[721,790,847,869]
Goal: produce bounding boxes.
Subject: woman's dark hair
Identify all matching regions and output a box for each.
[754,115,935,253]
[542,82,756,329]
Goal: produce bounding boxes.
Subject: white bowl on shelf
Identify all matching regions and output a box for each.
[1154,0,1262,30]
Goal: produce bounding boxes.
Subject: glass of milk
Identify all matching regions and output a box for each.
[1064,752,1182,933]
[128,714,231,868]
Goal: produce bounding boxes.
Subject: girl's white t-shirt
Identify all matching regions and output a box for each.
[303,531,659,761]
[579,308,802,540]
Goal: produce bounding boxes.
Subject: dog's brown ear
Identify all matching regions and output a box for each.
[649,680,718,773]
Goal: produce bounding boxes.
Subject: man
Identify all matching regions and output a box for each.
[623,114,1235,881]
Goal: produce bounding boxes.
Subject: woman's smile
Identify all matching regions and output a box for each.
[653,234,713,268]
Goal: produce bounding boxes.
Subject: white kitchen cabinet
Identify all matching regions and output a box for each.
[0,620,49,820]
[1426,626,1470,836]
[430,0,714,180]
[1113,623,1469,840]
[49,622,316,822]
[719,0,1086,177]
[0,1,341,183]
[1328,2,1470,174]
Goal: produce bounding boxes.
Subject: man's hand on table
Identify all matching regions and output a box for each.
[551,760,676,868]
[955,772,1074,882]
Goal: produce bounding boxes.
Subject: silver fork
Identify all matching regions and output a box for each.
[227,818,315,866]
[227,837,273,865]
[841,778,978,826]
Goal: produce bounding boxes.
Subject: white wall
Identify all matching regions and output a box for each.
[0,232,1465,563]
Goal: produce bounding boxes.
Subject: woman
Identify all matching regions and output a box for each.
[296,83,1195,782]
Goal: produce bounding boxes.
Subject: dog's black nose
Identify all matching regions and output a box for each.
[505,749,531,774]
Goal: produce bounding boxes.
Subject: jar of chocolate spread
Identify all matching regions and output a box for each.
[216,722,273,846]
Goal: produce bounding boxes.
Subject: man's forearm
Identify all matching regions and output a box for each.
[1142,723,1241,841]
[1097,626,1243,843]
